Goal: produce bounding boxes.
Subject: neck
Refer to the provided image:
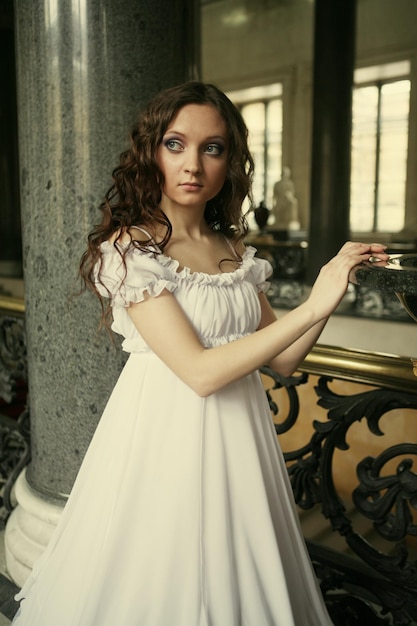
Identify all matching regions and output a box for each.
[161,202,210,240]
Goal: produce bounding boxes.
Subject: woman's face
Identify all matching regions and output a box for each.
[156,103,229,213]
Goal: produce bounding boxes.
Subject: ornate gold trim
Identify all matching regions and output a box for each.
[0,295,25,315]
[302,344,417,393]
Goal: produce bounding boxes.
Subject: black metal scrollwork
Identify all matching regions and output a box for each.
[0,317,27,384]
[0,314,30,524]
[261,365,417,625]
[354,446,417,542]
[314,378,417,586]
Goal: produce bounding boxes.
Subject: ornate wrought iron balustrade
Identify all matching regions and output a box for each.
[262,345,417,625]
[0,296,29,525]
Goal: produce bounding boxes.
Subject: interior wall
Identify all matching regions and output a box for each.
[202,0,314,228]
[201,0,417,235]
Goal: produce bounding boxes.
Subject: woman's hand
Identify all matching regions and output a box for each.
[307,241,389,320]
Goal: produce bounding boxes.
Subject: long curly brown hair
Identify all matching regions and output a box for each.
[79,81,254,311]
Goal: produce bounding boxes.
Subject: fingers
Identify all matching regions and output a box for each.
[369,242,389,260]
[341,242,390,284]
[338,241,389,262]
[310,241,390,318]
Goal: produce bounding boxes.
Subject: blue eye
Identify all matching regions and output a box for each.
[205,144,224,155]
[164,139,183,152]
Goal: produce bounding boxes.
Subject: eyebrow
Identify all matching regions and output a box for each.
[164,130,227,142]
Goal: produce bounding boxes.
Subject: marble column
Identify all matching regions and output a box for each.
[6,0,199,586]
[306,0,357,283]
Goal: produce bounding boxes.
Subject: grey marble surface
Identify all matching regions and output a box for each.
[14,0,198,501]
[354,254,417,323]
[355,254,417,295]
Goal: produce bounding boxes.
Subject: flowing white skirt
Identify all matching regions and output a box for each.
[12,352,333,625]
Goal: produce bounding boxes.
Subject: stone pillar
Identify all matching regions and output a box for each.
[306,0,357,283]
[6,0,199,586]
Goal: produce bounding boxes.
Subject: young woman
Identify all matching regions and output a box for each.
[12,81,388,625]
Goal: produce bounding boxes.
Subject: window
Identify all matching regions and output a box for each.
[227,84,283,213]
[350,61,410,233]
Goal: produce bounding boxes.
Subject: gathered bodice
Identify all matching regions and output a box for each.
[96,242,272,354]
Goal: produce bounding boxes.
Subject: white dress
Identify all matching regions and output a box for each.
[12,243,333,626]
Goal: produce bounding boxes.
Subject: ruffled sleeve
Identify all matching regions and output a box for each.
[245,247,273,293]
[94,242,177,308]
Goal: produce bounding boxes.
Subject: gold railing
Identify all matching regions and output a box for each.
[302,343,417,393]
[0,295,25,315]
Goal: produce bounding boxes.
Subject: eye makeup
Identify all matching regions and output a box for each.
[162,134,226,157]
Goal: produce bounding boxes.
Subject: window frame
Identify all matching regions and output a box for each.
[227,82,285,209]
[350,57,414,239]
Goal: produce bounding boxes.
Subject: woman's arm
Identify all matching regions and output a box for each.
[256,292,328,376]
[128,291,320,397]
[256,241,388,375]
[127,241,388,397]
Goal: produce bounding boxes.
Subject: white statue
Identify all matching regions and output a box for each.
[271,167,300,231]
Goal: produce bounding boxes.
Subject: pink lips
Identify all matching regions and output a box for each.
[180,182,203,191]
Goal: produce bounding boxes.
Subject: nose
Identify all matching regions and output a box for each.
[184,148,202,175]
